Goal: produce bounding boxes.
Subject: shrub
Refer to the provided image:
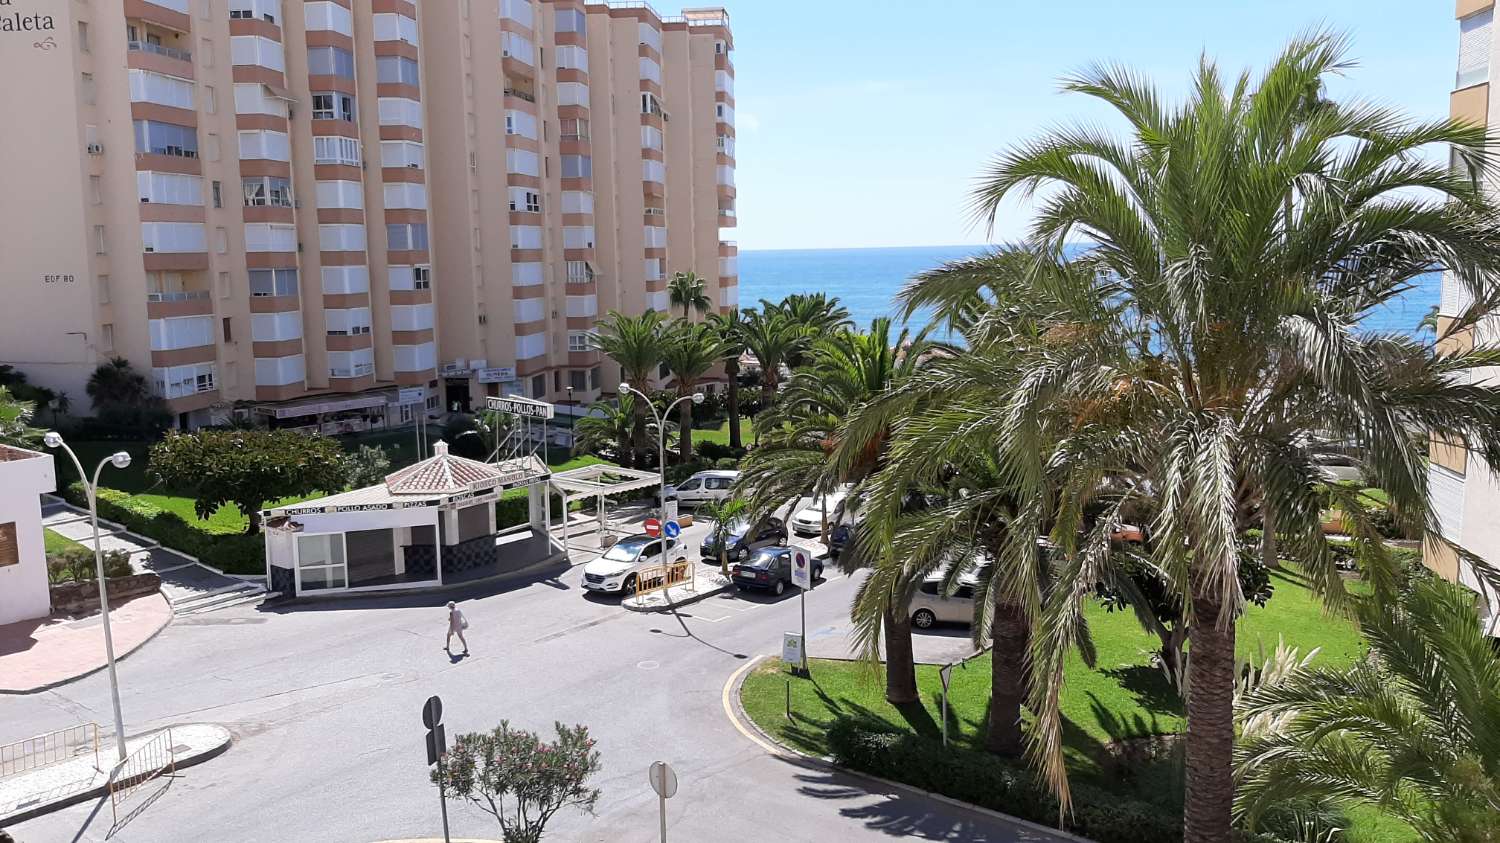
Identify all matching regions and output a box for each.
[715,457,740,470]
[698,441,747,463]
[46,547,133,583]
[494,489,566,529]
[826,721,1183,843]
[63,483,266,575]
[343,444,392,488]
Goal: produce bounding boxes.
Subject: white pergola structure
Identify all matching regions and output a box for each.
[548,464,663,559]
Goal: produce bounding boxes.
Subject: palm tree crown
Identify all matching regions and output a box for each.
[592,310,667,467]
[660,321,728,462]
[667,271,713,321]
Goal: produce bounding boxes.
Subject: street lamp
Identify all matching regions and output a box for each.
[618,383,704,518]
[44,431,132,763]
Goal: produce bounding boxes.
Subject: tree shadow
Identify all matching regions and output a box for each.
[1099,665,1184,716]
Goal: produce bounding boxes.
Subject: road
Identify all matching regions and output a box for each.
[2,517,1059,843]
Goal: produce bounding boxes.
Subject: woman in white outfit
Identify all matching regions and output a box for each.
[446,601,468,654]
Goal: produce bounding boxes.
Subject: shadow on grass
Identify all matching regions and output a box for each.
[1099,664,1183,717]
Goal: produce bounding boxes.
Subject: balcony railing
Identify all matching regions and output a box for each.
[504,88,536,103]
[147,290,210,302]
[561,132,589,142]
[128,40,192,62]
[331,363,375,378]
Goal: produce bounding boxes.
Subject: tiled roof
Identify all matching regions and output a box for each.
[383,441,508,495]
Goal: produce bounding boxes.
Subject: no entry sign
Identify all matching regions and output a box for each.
[644,517,662,537]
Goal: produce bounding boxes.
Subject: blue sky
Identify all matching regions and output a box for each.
[726,0,1458,251]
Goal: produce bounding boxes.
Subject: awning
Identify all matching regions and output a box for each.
[254,393,393,419]
[549,464,661,504]
[263,83,297,102]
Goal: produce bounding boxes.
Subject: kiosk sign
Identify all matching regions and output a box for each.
[485,395,555,419]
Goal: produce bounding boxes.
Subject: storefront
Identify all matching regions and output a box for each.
[262,442,555,597]
[253,391,418,436]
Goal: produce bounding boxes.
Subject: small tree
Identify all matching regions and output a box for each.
[700,497,748,577]
[0,386,40,448]
[343,444,392,488]
[436,721,602,843]
[148,429,349,534]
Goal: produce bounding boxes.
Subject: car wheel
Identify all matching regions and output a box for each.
[912,609,937,629]
[773,579,785,596]
[776,536,787,547]
[622,575,638,597]
[737,547,749,560]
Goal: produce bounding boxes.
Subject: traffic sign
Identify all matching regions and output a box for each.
[647,761,678,798]
[422,694,452,842]
[790,548,812,590]
[644,517,662,537]
[422,695,444,729]
[663,520,681,539]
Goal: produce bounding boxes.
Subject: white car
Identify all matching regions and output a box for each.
[910,577,977,629]
[790,488,849,537]
[1314,454,1364,484]
[581,533,687,596]
[667,470,739,508]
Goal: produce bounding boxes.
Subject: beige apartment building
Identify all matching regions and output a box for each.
[0,0,736,433]
[1428,0,1500,633]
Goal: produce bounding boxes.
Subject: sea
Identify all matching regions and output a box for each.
[738,245,1440,339]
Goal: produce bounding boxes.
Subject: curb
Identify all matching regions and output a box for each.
[621,578,734,613]
[264,553,572,608]
[721,656,1096,843]
[0,724,232,827]
[0,594,175,696]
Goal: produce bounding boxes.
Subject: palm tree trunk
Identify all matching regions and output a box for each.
[987,600,1028,756]
[726,360,742,450]
[678,395,693,463]
[1183,590,1237,843]
[1260,505,1280,570]
[631,399,647,469]
[883,603,919,704]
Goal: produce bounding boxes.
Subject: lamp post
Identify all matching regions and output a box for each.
[618,383,703,519]
[44,431,132,763]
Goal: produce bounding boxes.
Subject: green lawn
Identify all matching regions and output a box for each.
[43,528,83,554]
[741,569,1413,842]
[693,417,754,448]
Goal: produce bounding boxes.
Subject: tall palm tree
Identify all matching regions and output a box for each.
[766,293,853,369]
[667,271,713,321]
[739,309,803,422]
[660,321,728,463]
[1235,577,1500,838]
[591,310,667,468]
[707,309,749,450]
[741,318,934,704]
[573,392,636,464]
[86,356,152,409]
[904,34,1500,842]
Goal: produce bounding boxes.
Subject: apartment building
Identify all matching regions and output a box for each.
[1427,0,1500,633]
[0,0,735,432]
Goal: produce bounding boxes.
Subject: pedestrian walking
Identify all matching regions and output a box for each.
[445,600,469,655]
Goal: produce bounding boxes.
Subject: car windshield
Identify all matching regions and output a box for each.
[601,538,650,562]
[743,549,783,569]
[723,518,750,536]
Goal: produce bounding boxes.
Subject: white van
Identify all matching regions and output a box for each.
[666,469,739,508]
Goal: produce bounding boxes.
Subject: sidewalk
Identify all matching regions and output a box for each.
[0,723,232,826]
[0,594,172,694]
[622,570,734,612]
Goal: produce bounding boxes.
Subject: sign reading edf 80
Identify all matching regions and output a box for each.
[485,395,555,419]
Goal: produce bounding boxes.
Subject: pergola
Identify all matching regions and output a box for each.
[548,464,663,558]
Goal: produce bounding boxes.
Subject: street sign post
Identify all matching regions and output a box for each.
[422,695,451,843]
[663,497,679,523]
[939,663,957,748]
[663,519,681,540]
[790,549,812,676]
[644,517,662,538]
[648,761,677,842]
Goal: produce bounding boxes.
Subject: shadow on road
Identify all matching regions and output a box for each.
[255,562,573,614]
[644,607,749,660]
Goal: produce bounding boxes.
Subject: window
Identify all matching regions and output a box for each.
[90,176,102,205]
[556,45,588,72]
[133,120,198,157]
[567,261,595,284]
[390,303,433,331]
[638,22,661,51]
[642,92,663,116]
[215,226,228,253]
[245,223,297,252]
[559,117,589,141]
[641,125,663,151]
[256,355,305,388]
[717,103,735,124]
[315,180,363,210]
[508,187,541,213]
[204,85,216,114]
[715,70,733,96]
[717,135,735,157]
[557,81,589,107]
[325,307,373,336]
[379,140,423,169]
[148,315,214,350]
[252,311,301,341]
[531,374,546,398]
[311,92,356,122]
[313,136,361,166]
[295,534,346,591]
[510,225,543,250]
[505,109,537,139]
[100,324,115,352]
[555,7,585,33]
[308,46,355,79]
[319,223,367,251]
[97,275,111,304]
[212,180,222,208]
[128,70,193,109]
[389,265,431,291]
[376,55,420,85]
[1460,10,1494,89]
[321,265,370,294]
[81,73,96,105]
[243,176,293,207]
[561,154,592,179]
[568,331,593,352]
[77,21,89,52]
[644,258,664,280]
[205,133,220,161]
[506,148,540,176]
[501,0,534,27]
[638,56,661,84]
[373,12,418,45]
[328,349,375,378]
[512,262,544,286]
[502,32,534,65]
[238,129,290,161]
[230,35,284,72]
[392,342,436,373]
[715,40,727,55]
[304,2,353,35]
[563,226,594,249]
[222,317,233,343]
[386,223,429,251]
[378,97,423,128]
[218,272,231,299]
[383,182,427,210]
[228,0,278,23]
[642,160,666,184]
[248,267,298,297]
[233,82,289,117]
[153,363,218,399]
[643,226,667,248]
[141,222,208,253]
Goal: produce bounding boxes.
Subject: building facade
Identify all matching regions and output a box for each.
[0,0,736,432]
[1428,0,1500,633]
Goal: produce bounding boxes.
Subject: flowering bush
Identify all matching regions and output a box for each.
[434,721,602,843]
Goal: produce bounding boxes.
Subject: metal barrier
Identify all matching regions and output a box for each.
[0,723,99,779]
[635,559,693,597]
[108,728,176,829]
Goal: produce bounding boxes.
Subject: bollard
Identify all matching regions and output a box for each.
[785,679,792,721]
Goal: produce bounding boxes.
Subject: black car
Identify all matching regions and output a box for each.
[827,523,852,560]
[732,547,823,596]
[700,517,788,562]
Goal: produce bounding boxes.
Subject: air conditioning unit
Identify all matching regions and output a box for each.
[87,143,105,154]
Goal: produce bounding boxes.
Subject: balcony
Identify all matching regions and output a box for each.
[504,87,536,104]
[128,40,191,62]
[147,289,210,303]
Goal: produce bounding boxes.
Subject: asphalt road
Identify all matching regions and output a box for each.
[2,517,1061,843]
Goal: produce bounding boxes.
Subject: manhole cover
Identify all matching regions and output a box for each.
[636,660,660,670]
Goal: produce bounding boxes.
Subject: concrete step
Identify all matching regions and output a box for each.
[179,590,266,615]
[169,582,264,615]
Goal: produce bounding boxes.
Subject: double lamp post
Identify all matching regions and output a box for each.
[617,383,703,517]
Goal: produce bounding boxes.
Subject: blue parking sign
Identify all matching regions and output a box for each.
[663,520,681,539]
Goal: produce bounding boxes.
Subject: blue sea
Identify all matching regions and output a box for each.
[738,245,1440,338]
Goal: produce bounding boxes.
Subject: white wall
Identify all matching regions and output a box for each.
[0,448,57,624]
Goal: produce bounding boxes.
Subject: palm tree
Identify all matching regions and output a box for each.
[86,356,152,409]
[907,34,1500,841]
[667,271,713,321]
[707,309,749,450]
[739,309,803,424]
[573,393,636,464]
[1235,577,1500,838]
[700,497,749,577]
[741,318,934,704]
[591,310,667,468]
[660,321,728,463]
[0,386,40,448]
[766,293,853,369]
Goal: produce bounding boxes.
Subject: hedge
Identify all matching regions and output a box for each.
[825,722,1290,843]
[62,482,266,576]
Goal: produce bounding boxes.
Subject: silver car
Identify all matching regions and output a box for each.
[910,578,976,629]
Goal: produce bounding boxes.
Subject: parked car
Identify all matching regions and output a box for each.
[910,577,977,629]
[828,522,852,560]
[581,533,687,596]
[790,487,850,537]
[1314,453,1364,484]
[664,470,739,508]
[732,547,823,596]
[700,516,788,562]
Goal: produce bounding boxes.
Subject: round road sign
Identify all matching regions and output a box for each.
[648,761,678,799]
[422,695,443,729]
[644,518,662,537]
[663,520,681,539]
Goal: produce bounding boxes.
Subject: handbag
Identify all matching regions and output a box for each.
[460,615,469,630]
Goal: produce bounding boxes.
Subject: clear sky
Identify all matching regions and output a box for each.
[726,0,1458,251]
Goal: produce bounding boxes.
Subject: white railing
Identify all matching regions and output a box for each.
[128,41,192,61]
[147,290,210,302]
